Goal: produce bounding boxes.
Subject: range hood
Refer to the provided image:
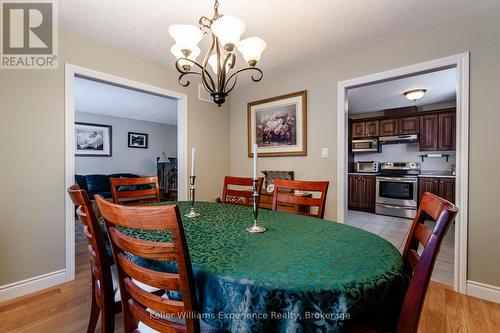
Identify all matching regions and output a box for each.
[379,134,419,144]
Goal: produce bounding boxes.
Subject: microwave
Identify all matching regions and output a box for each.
[355,161,380,173]
[352,138,379,153]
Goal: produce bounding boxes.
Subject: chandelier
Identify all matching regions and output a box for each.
[168,0,266,106]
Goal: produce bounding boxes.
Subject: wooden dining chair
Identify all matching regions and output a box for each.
[110,176,161,205]
[67,184,120,333]
[95,195,202,333]
[221,176,264,206]
[271,179,329,218]
[345,192,458,333]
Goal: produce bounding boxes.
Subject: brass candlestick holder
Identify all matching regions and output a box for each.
[185,176,200,218]
[246,178,266,233]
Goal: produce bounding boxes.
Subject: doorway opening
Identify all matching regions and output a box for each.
[337,54,469,293]
[64,64,188,282]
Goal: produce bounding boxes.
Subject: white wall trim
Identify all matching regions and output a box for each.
[467,280,500,304]
[337,53,470,294]
[0,269,66,303]
[64,63,189,283]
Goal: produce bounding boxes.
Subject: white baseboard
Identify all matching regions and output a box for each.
[467,280,500,304]
[0,269,66,303]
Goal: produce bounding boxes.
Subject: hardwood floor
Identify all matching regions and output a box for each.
[0,244,499,332]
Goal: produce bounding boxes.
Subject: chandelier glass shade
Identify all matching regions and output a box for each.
[169,0,266,106]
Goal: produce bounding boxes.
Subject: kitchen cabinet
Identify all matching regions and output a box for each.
[418,177,455,204]
[398,116,419,134]
[352,120,379,138]
[419,114,439,151]
[365,120,379,137]
[379,116,419,136]
[379,119,398,136]
[419,111,456,151]
[439,112,456,150]
[348,174,376,212]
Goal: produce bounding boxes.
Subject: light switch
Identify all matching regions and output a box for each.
[321,148,329,158]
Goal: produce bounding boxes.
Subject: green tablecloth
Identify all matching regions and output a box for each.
[111,201,406,332]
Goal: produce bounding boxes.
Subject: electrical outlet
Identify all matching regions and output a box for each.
[321,148,329,158]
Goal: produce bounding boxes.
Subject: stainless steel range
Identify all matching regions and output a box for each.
[376,162,420,219]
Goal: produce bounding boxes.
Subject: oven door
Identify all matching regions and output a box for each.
[375,176,418,207]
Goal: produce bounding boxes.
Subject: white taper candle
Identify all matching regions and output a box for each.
[253,144,258,179]
[191,147,196,177]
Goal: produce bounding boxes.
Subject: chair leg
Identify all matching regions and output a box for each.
[87,279,100,333]
[100,307,115,333]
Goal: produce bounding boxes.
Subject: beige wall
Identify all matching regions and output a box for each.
[0,28,230,285]
[229,8,500,287]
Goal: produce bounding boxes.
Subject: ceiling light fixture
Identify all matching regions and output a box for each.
[404,89,427,102]
[169,0,266,106]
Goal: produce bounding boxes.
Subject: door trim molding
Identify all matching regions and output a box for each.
[64,63,189,283]
[337,53,469,294]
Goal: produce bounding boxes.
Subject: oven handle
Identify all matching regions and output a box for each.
[376,177,417,183]
[377,204,416,210]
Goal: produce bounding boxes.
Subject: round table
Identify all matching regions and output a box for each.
[118,201,406,332]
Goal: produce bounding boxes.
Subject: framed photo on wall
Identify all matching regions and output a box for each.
[248,90,307,157]
[75,122,112,157]
[128,132,148,149]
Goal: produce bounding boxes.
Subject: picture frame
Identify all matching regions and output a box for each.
[75,122,112,157]
[248,90,307,157]
[128,132,148,149]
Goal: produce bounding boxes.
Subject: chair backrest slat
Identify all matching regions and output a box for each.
[116,253,181,291]
[110,176,161,205]
[95,195,200,333]
[272,179,329,219]
[108,227,177,261]
[396,192,458,333]
[124,278,184,315]
[128,300,186,332]
[221,176,263,207]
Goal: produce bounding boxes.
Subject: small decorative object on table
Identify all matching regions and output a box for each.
[246,144,266,233]
[185,148,200,218]
[261,170,294,193]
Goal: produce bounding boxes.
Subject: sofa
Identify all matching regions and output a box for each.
[75,173,143,199]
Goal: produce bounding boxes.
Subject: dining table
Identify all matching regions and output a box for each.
[107,201,408,333]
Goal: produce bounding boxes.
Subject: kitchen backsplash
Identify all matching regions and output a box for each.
[353,143,455,171]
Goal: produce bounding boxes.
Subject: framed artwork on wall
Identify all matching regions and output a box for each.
[128,132,148,149]
[75,122,112,157]
[248,90,307,157]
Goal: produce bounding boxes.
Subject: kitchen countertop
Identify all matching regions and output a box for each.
[348,172,380,176]
[418,171,456,178]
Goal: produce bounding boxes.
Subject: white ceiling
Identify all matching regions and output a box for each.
[74,77,178,124]
[347,68,457,114]
[60,0,500,73]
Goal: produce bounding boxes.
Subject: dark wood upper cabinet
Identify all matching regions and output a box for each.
[379,119,398,136]
[398,116,419,135]
[419,114,439,151]
[365,120,379,137]
[352,120,379,138]
[439,112,456,150]
[352,122,366,138]
[420,111,456,151]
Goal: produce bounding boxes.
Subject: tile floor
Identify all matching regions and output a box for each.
[345,210,454,286]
